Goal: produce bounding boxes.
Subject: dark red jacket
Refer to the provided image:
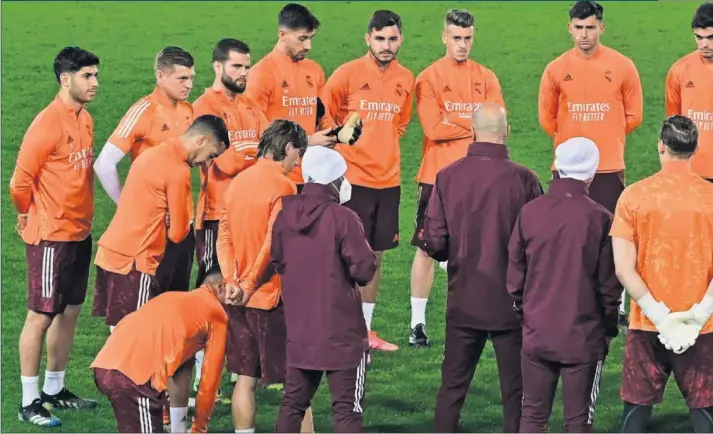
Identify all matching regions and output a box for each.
[507,178,622,363]
[423,141,544,330]
[271,183,376,371]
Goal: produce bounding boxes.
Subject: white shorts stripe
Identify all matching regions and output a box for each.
[587,359,604,424]
[118,100,151,139]
[41,247,55,299]
[353,352,366,413]
[415,185,423,227]
[204,229,214,272]
[137,273,151,310]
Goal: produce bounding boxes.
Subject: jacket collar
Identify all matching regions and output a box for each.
[301,182,339,202]
[548,177,589,196]
[467,141,509,159]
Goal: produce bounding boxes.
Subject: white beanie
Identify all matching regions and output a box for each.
[555,137,600,181]
[302,146,347,184]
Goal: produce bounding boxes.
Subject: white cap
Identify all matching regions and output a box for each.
[554,137,599,181]
[302,146,347,184]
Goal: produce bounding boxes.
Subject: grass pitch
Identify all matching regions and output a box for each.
[0,1,703,432]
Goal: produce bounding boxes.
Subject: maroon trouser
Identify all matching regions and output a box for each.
[275,354,367,433]
[434,325,523,433]
[520,351,604,433]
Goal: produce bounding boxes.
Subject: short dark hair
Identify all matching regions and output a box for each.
[155,46,194,71]
[660,115,698,158]
[212,38,250,63]
[692,3,713,29]
[203,271,223,287]
[53,46,99,83]
[257,120,309,161]
[368,10,403,33]
[445,9,474,28]
[188,115,230,150]
[569,1,604,21]
[278,3,320,32]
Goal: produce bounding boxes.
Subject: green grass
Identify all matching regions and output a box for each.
[0,1,703,432]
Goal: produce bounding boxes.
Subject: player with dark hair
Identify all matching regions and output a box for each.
[191,37,271,391]
[408,8,506,347]
[612,115,713,433]
[538,0,643,328]
[10,45,100,427]
[665,2,713,181]
[93,46,197,304]
[244,3,360,192]
[92,115,229,329]
[91,272,232,433]
[323,9,415,354]
[217,119,312,433]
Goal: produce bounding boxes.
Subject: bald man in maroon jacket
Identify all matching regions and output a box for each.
[423,102,544,433]
[272,146,376,433]
[507,137,622,433]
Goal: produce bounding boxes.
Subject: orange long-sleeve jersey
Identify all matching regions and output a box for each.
[217,158,296,310]
[538,45,643,173]
[9,95,95,245]
[665,50,713,178]
[415,57,505,185]
[323,53,415,189]
[95,139,191,276]
[193,88,269,229]
[243,47,334,185]
[91,284,228,433]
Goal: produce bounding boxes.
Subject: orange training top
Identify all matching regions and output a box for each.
[91,284,228,433]
[95,139,191,276]
[193,88,269,228]
[243,46,333,185]
[9,95,95,245]
[217,158,296,310]
[665,50,713,178]
[415,56,505,185]
[610,160,713,334]
[323,53,415,188]
[538,45,643,173]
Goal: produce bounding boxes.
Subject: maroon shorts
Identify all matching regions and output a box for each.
[194,220,220,287]
[344,185,400,252]
[156,225,195,292]
[26,236,92,315]
[94,368,165,433]
[552,170,624,214]
[410,183,434,250]
[92,265,160,327]
[227,303,286,385]
[621,330,713,409]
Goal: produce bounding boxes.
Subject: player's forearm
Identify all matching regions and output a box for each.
[8,171,33,214]
[243,203,282,290]
[625,113,643,133]
[192,336,225,433]
[94,143,126,204]
[217,219,235,277]
[167,211,190,243]
[613,238,650,301]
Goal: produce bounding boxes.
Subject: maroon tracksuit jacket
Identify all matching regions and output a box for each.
[271,182,377,433]
[507,177,622,432]
[423,141,544,433]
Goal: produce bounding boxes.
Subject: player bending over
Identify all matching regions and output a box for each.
[91,272,231,433]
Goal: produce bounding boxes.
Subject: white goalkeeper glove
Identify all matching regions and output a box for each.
[689,294,713,331]
[439,261,448,271]
[636,293,693,353]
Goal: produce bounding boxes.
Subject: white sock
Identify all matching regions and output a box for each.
[620,290,627,314]
[42,370,65,396]
[362,302,375,331]
[170,407,188,432]
[21,375,40,407]
[410,297,428,328]
[194,350,204,383]
[235,429,255,433]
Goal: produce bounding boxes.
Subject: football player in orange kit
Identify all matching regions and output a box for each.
[10,46,100,428]
[323,9,416,354]
[665,2,713,182]
[409,8,505,347]
[538,0,643,329]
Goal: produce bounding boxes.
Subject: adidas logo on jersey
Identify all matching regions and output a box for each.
[443,85,452,92]
[282,80,289,88]
[685,81,695,88]
[564,74,573,81]
[161,124,169,132]
[361,83,371,91]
